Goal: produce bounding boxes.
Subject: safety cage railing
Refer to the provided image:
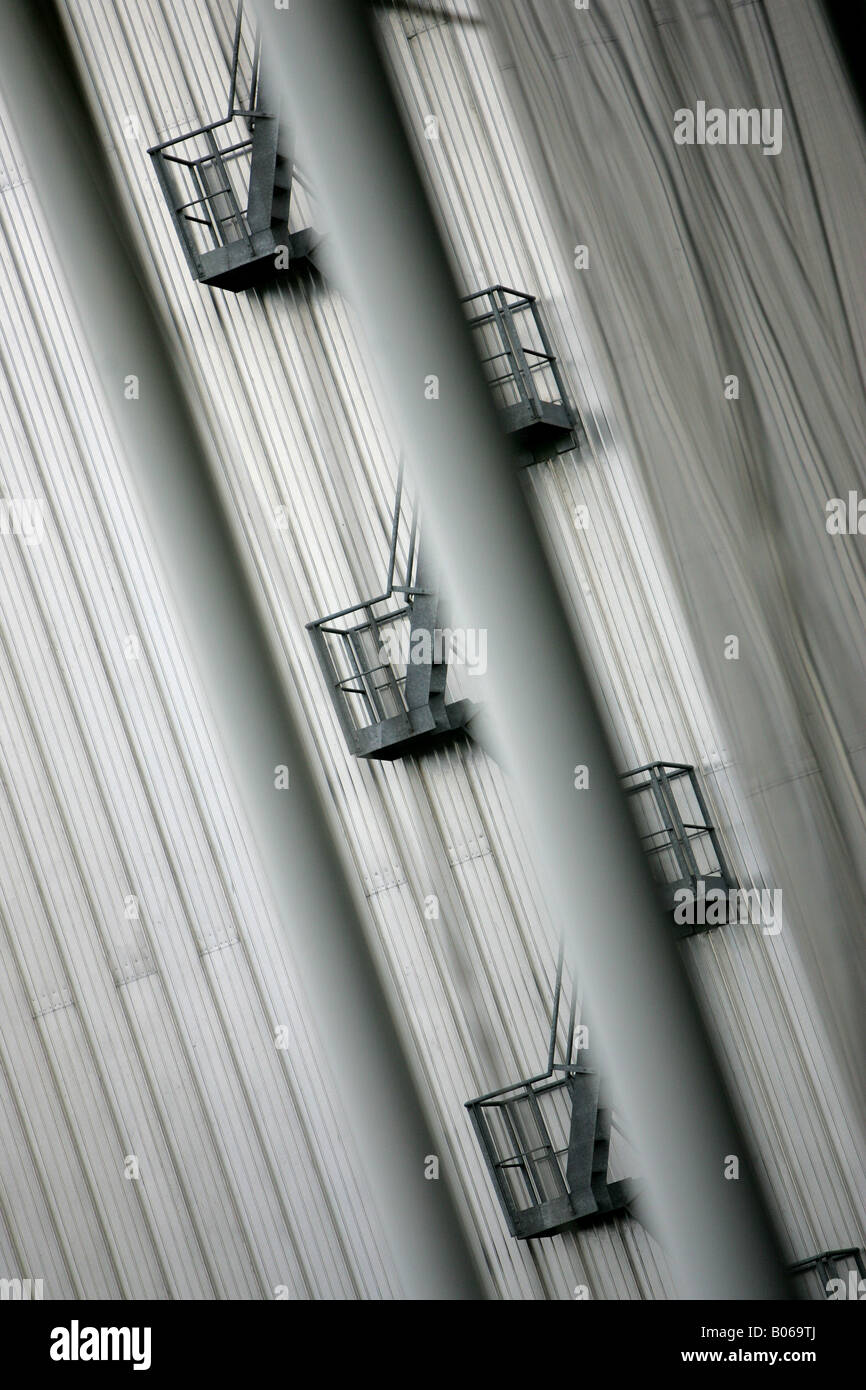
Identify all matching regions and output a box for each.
[307,468,477,759]
[467,1073,635,1240]
[466,947,638,1240]
[622,761,736,931]
[148,2,316,290]
[462,285,578,457]
[788,1247,866,1300]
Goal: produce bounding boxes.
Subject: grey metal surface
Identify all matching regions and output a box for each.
[0,0,482,1301]
[0,0,861,1300]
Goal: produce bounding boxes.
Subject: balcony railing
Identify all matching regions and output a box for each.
[622,761,736,931]
[467,1071,638,1240]
[307,593,475,759]
[462,285,578,456]
[466,947,638,1239]
[148,3,315,290]
[789,1247,865,1300]
[307,470,477,759]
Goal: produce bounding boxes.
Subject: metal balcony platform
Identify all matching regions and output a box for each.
[467,1068,639,1239]
[499,399,576,452]
[307,591,478,761]
[148,4,315,292]
[462,285,579,458]
[466,948,639,1240]
[622,761,737,935]
[189,227,320,293]
[307,469,478,760]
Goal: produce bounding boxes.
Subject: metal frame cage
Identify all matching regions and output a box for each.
[148,2,315,290]
[307,469,477,759]
[466,943,637,1240]
[307,593,476,759]
[462,285,578,456]
[467,1070,637,1240]
[623,761,736,930]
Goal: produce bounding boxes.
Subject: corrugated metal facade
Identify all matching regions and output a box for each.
[0,0,861,1299]
[482,0,866,1151]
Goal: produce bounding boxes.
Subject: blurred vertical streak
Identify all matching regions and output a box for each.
[0,0,483,1300]
[249,0,789,1297]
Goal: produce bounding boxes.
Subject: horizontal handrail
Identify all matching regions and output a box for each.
[466,1067,566,1107]
[175,189,233,213]
[307,593,424,630]
[163,138,255,172]
[147,107,272,156]
[336,663,406,686]
[622,760,695,779]
[460,283,536,307]
[789,1247,865,1274]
